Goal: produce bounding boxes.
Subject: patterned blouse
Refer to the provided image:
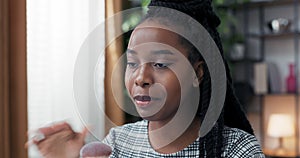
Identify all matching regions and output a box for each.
[103,120,265,157]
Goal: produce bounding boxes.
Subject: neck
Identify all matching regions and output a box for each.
[148,117,200,154]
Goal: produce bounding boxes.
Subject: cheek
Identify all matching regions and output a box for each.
[124,70,132,92]
[160,73,181,98]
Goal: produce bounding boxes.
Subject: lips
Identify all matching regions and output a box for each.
[134,95,151,106]
[134,95,151,101]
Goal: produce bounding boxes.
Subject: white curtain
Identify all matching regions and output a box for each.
[26,0,105,157]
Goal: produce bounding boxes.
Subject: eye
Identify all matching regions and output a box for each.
[153,63,170,69]
[127,62,138,68]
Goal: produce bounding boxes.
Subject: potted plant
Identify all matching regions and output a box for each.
[212,0,249,61]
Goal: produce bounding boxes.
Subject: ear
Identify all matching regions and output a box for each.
[193,61,204,86]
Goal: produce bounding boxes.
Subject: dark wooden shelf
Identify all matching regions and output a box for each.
[220,0,300,154]
[229,58,262,63]
[264,93,299,96]
[247,31,300,39]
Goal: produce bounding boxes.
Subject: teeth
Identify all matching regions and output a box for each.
[134,96,151,101]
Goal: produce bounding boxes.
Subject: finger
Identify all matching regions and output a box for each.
[37,129,74,152]
[29,122,73,146]
[58,128,76,141]
[24,140,32,149]
[26,130,46,146]
[39,122,73,137]
[28,121,61,137]
[36,138,54,155]
[40,128,75,145]
[25,137,42,148]
[79,126,89,141]
[39,144,53,158]
[24,136,45,148]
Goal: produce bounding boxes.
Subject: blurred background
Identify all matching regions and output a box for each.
[0,0,300,157]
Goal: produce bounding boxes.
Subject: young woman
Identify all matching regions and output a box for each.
[28,0,265,157]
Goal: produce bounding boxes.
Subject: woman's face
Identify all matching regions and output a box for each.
[125,20,202,122]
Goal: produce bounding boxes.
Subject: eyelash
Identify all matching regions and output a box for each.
[127,62,138,69]
[126,62,171,69]
[153,63,171,69]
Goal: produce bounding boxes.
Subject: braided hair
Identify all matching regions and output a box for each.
[139,0,254,157]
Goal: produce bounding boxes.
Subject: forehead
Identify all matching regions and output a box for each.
[128,20,188,57]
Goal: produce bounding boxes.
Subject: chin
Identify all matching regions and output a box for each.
[141,116,158,121]
[137,111,159,121]
[138,112,156,121]
[138,112,170,122]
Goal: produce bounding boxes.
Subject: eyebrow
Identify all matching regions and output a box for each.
[151,50,174,55]
[126,49,174,55]
[126,49,137,54]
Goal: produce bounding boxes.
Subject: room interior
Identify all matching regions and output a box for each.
[1,0,300,157]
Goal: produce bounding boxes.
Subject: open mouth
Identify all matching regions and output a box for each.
[133,95,152,106]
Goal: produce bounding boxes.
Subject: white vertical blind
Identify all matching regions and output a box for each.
[26,0,105,157]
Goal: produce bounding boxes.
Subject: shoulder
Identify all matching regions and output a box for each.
[222,126,265,157]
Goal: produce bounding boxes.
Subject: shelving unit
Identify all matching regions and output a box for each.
[247,31,300,38]
[222,0,300,157]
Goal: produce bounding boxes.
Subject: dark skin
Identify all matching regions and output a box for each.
[25,122,88,158]
[25,19,204,156]
[126,20,203,153]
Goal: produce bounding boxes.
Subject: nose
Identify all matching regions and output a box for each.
[134,63,153,87]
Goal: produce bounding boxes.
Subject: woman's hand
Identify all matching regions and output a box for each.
[26,122,88,158]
